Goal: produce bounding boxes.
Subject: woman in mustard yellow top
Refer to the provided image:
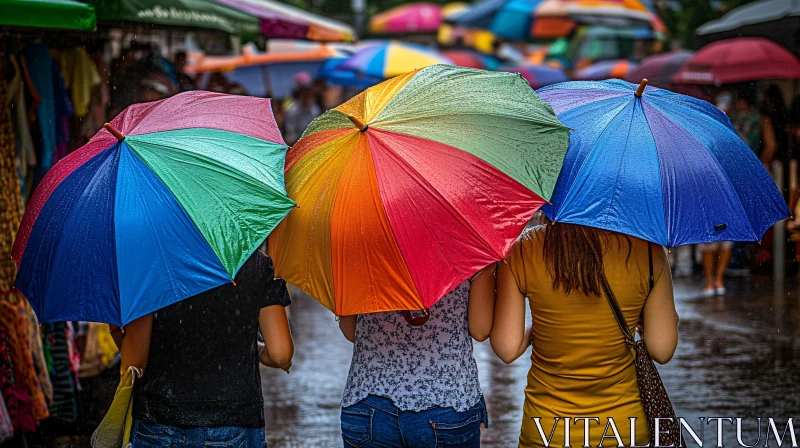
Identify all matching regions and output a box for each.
[489,222,679,448]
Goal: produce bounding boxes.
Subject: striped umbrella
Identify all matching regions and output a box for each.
[12,92,294,325]
[269,65,569,315]
[336,41,453,79]
[370,3,443,34]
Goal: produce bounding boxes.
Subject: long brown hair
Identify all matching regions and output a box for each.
[542,220,631,297]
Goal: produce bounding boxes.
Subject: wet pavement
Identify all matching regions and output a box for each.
[261,278,800,447]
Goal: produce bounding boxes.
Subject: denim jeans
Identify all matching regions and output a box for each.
[129,420,267,448]
[340,394,488,447]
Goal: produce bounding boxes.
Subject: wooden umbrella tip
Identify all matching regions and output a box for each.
[104,123,125,142]
[635,79,648,98]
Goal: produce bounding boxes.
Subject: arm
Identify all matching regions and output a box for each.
[468,264,496,342]
[338,315,357,342]
[490,262,531,364]
[118,314,153,374]
[641,267,679,364]
[259,305,294,372]
[760,116,777,166]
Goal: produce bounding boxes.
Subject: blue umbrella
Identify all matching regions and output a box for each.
[316,56,382,88]
[538,79,789,248]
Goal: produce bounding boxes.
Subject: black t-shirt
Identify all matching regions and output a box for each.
[133,250,290,427]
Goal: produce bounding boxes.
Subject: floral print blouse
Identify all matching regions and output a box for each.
[341,281,482,412]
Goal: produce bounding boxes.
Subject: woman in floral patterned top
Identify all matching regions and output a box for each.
[337,265,496,447]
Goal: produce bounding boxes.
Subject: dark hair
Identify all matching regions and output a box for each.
[542,221,631,297]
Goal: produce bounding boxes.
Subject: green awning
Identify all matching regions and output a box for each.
[84,0,260,40]
[0,0,97,31]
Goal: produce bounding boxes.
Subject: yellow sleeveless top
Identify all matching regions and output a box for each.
[506,226,668,447]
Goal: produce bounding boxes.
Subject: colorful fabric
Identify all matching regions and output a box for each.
[270,65,569,315]
[42,322,78,423]
[21,300,52,404]
[5,55,36,197]
[59,47,101,118]
[0,60,23,295]
[0,393,12,443]
[52,61,74,164]
[0,323,34,433]
[342,282,482,412]
[0,301,49,423]
[23,43,56,178]
[12,91,294,326]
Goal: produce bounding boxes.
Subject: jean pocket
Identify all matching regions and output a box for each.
[341,407,374,447]
[131,422,174,448]
[432,413,480,448]
[202,427,249,448]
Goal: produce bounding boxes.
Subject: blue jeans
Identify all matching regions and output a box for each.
[340,395,488,447]
[130,420,267,448]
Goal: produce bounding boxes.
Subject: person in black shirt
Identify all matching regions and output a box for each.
[111,249,293,447]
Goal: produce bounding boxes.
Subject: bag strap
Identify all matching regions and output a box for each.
[602,242,654,348]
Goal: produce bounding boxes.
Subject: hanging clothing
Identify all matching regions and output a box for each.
[51,61,73,164]
[5,55,36,199]
[41,322,79,423]
[21,300,52,404]
[22,43,56,182]
[0,393,12,443]
[59,47,100,118]
[0,301,49,423]
[0,322,35,433]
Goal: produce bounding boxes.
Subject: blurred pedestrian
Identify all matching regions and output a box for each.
[699,242,733,296]
[734,88,777,166]
[174,51,196,92]
[283,86,320,146]
[337,269,495,447]
[488,221,678,447]
[111,248,293,448]
[760,84,789,165]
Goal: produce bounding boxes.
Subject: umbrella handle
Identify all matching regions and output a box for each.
[104,123,125,142]
[635,79,648,98]
[347,115,369,132]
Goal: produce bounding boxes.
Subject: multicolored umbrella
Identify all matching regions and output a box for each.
[499,63,568,88]
[538,80,789,248]
[269,65,569,315]
[671,37,800,86]
[214,0,356,42]
[450,0,659,41]
[370,2,443,34]
[623,50,692,88]
[575,59,638,80]
[1,0,96,31]
[317,56,384,88]
[335,41,453,79]
[12,91,294,326]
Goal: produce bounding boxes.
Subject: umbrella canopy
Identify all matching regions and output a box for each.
[624,50,692,88]
[214,0,356,42]
[0,0,96,30]
[538,80,789,248]
[575,59,637,80]
[85,0,260,41]
[450,0,658,40]
[12,91,294,326]
[336,41,453,79]
[499,63,568,88]
[441,50,501,69]
[370,3,443,34]
[697,0,800,52]
[269,65,569,315]
[671,37,800,86]
[317,56,384,88]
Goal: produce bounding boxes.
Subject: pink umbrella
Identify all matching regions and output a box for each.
[370,3,443,34]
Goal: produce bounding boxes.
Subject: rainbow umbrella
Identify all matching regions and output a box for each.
[369,3,443,34]
[499,63,568,88]
[336,41,453,79]
[538,80,789,247]
[575,59,638,80]
[12,91,294,326]
[269,65,569,315]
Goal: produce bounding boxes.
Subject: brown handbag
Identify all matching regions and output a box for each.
[600,243,684,448]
